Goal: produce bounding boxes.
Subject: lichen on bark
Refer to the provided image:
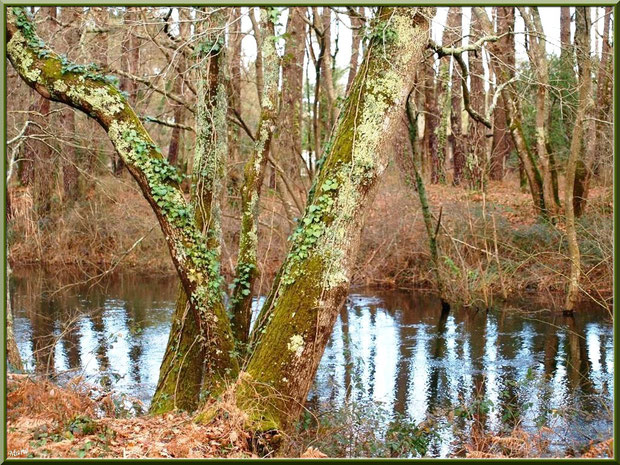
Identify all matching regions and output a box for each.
[235,7,434,431]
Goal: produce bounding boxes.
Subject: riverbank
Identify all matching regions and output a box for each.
[6,374,613,458]
[8,166,613,311]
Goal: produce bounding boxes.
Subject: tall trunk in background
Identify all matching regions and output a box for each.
[229,10,279,345]
[60,6,80,202]
[518,7,560,217]
[234,7,433,431]
[272,7,307,215]
[167,8,190,167]
[320,7,338,130]
[434,7,461,185]
[467,11,486,191]
[489,7,514,181]
[228,7,242,193]
[588,7,613,178]
[447,8,465,186]
[559,7,575,145]
[473,7,547,216]
[423,59,439,183]
[118,7,140,174]
[345,7,364,94]
[564,7,592,313]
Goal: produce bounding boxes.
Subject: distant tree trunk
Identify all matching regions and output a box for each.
[272,7,307,215]
[447,8,465,186]
[228,7,242,193]
[229,10,279,345]
[564,7,592,313]
[424,59,440,183]
[320,7,338,129]
[489,7,514,181]
[345,7,363,94]
[518,7,560,218]
[434,7,461,185]
[234,7,433,431]
[117,7,141,174]
[587,7,613,180]
[467,12,486,190]
[167,9,190,168]
[473,7,547,215]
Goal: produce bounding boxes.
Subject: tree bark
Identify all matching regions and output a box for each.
[345,8,364,94]
[233,7,434,431]
[7,6,239,397]
[473,7,547,215]
[564,7,592,312]
[446,8,465,186]
[229,9,279,345]
[271,7,307,215]
[489,7,514,181]
[467,11,486,190]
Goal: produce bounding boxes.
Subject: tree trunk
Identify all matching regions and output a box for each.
[232,7,434,431]
[151,10,234,412]
[473,7,547,215]
[229,10,279,345]
[467,11,486,191]
[7,6,239,397]
[446,8,465,186]
[424,59,440,183]
[345,8,364,94]
[59,6,80,202]
[518,7,560,218]
[272,7,307,216]
[564,7,592,312]
[489,7,514,181]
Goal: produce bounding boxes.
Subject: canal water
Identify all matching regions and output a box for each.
[10,268,613,457]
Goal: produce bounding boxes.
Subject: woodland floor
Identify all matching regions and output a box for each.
[6,374,613,459]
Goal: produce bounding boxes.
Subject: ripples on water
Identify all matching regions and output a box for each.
[10,269,613,457]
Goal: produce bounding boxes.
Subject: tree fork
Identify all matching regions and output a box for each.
[231,7,434,432]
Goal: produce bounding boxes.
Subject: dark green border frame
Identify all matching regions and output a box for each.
[1,2,618,463]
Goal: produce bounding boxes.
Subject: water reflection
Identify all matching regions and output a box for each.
[10,269,613,456]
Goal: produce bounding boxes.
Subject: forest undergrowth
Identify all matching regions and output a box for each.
[8,165,613,311]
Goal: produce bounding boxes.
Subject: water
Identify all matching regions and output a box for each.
[10,268,613,457]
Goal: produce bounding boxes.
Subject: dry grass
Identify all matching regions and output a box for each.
[8,166,613,310]
[7,374,328,459]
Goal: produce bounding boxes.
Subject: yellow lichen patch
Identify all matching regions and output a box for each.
[53,80,68,93]
[7,31,41,83]
[287,334,305,357]
[66,84,125,117]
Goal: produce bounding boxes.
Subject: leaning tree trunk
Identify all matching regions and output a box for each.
[564,7,592,313]
[151,12,231,413]
[230,7,434,431]
[7,6,239,397]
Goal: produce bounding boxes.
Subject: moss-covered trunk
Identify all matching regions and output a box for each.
[7,7,238,402]
[151,12,239,412]
[232,7,433,431]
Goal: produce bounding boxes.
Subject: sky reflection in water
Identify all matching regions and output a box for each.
[11,271,613,456]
